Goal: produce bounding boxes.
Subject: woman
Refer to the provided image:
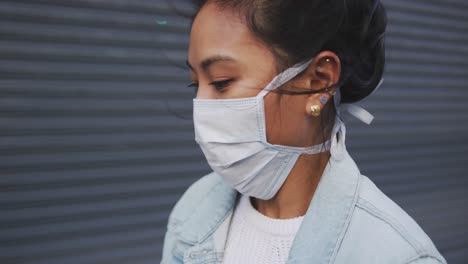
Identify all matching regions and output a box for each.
[162,0,447,263]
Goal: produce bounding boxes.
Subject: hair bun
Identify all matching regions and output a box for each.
[338,0,387,104]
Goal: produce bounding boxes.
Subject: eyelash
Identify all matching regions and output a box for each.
[188,79,233,92]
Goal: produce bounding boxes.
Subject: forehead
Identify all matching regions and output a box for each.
[188,3,269,65]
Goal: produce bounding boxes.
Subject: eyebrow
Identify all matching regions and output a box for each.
[186,55,236,72]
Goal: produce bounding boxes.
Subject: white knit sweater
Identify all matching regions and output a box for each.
[223,195,304,264]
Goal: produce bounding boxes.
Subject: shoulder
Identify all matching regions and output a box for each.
[163,170,237,252]
[335,175,447,264]
[162,172,227,263]
[167,171,226,224]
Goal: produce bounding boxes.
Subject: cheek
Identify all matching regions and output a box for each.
[226,79,262,98]
[263,93,308,146]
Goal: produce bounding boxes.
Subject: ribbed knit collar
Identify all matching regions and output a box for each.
[236,194,304,237]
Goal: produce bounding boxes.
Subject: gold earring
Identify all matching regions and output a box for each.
[310,104,321,117]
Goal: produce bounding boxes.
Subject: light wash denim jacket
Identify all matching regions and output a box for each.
[161,147,447,264]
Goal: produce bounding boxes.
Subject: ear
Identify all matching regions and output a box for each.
[302,51,341,116]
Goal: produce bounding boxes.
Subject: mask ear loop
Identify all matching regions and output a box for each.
[329,86,347,160]
[256,57,315,99]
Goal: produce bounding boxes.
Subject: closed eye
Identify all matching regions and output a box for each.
[209,79,233,91]
[187,79,233,92]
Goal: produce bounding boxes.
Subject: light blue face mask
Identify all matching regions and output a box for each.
[193,57,382,200]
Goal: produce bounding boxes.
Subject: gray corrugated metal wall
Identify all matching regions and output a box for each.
[0,0,466,263]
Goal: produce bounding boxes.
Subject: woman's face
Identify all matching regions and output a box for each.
[188,2,339,147]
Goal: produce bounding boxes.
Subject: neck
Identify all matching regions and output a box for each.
[251,151,331,219]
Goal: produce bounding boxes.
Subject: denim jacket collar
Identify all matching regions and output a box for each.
[286,148,361,263]
[176,178,237,245]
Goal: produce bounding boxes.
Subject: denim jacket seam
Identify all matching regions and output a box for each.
[328,173,362,264]
[172,243,186,261]
[401,253,444,264]
[189,252,220,264]
[356,197,425,255]
[198,203,236,245]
